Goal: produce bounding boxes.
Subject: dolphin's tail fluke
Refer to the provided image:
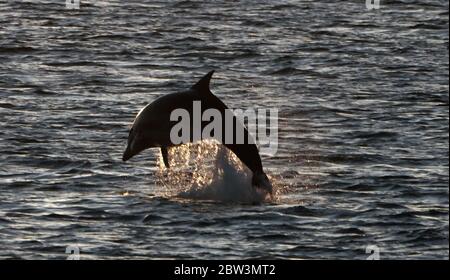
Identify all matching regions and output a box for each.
[252,171,273,195]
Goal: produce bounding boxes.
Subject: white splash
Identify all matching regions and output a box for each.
[155,140,270,203]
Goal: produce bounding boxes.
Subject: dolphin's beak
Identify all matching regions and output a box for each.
[122,146,133,162]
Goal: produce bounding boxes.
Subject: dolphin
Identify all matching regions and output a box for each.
[122,71,273,194]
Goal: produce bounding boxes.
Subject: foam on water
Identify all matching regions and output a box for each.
[155,140,272,203]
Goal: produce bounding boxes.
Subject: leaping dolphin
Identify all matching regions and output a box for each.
[122,71,273,194]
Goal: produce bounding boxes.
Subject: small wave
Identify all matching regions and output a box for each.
[335,227,366,235]
[32,88,58,95]
[234,49,261,59]
[0,217,12,224]
[142,214,164,223]
[0,103,16,109]
[272,4,299,10]
[45,61,106,67]
[172,0,200,8]
[270,67,301,75]
[269,67,338,78]
[86,34,134,40]
[247,233,291,241]
[411,22,447,30]
[43,213,74,220]
[35,185,64,192]
[0,46,36,54]
[242,19,273,27]
[174,36,204,43]
[280,205,319,217]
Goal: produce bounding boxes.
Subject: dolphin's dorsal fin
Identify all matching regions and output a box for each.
[191,70,214,92]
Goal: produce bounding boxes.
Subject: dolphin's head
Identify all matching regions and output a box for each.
[122,106,154,162]
[122,70,216,162]
[122,126,146,161]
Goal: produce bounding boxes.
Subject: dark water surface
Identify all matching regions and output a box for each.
[0,0,448,259]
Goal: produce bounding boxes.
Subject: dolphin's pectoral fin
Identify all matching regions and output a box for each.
[161,147,170,168]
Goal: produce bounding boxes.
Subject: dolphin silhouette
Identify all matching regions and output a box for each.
[122,71,272,194]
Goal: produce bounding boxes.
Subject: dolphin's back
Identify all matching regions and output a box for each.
[145,87,264,175]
